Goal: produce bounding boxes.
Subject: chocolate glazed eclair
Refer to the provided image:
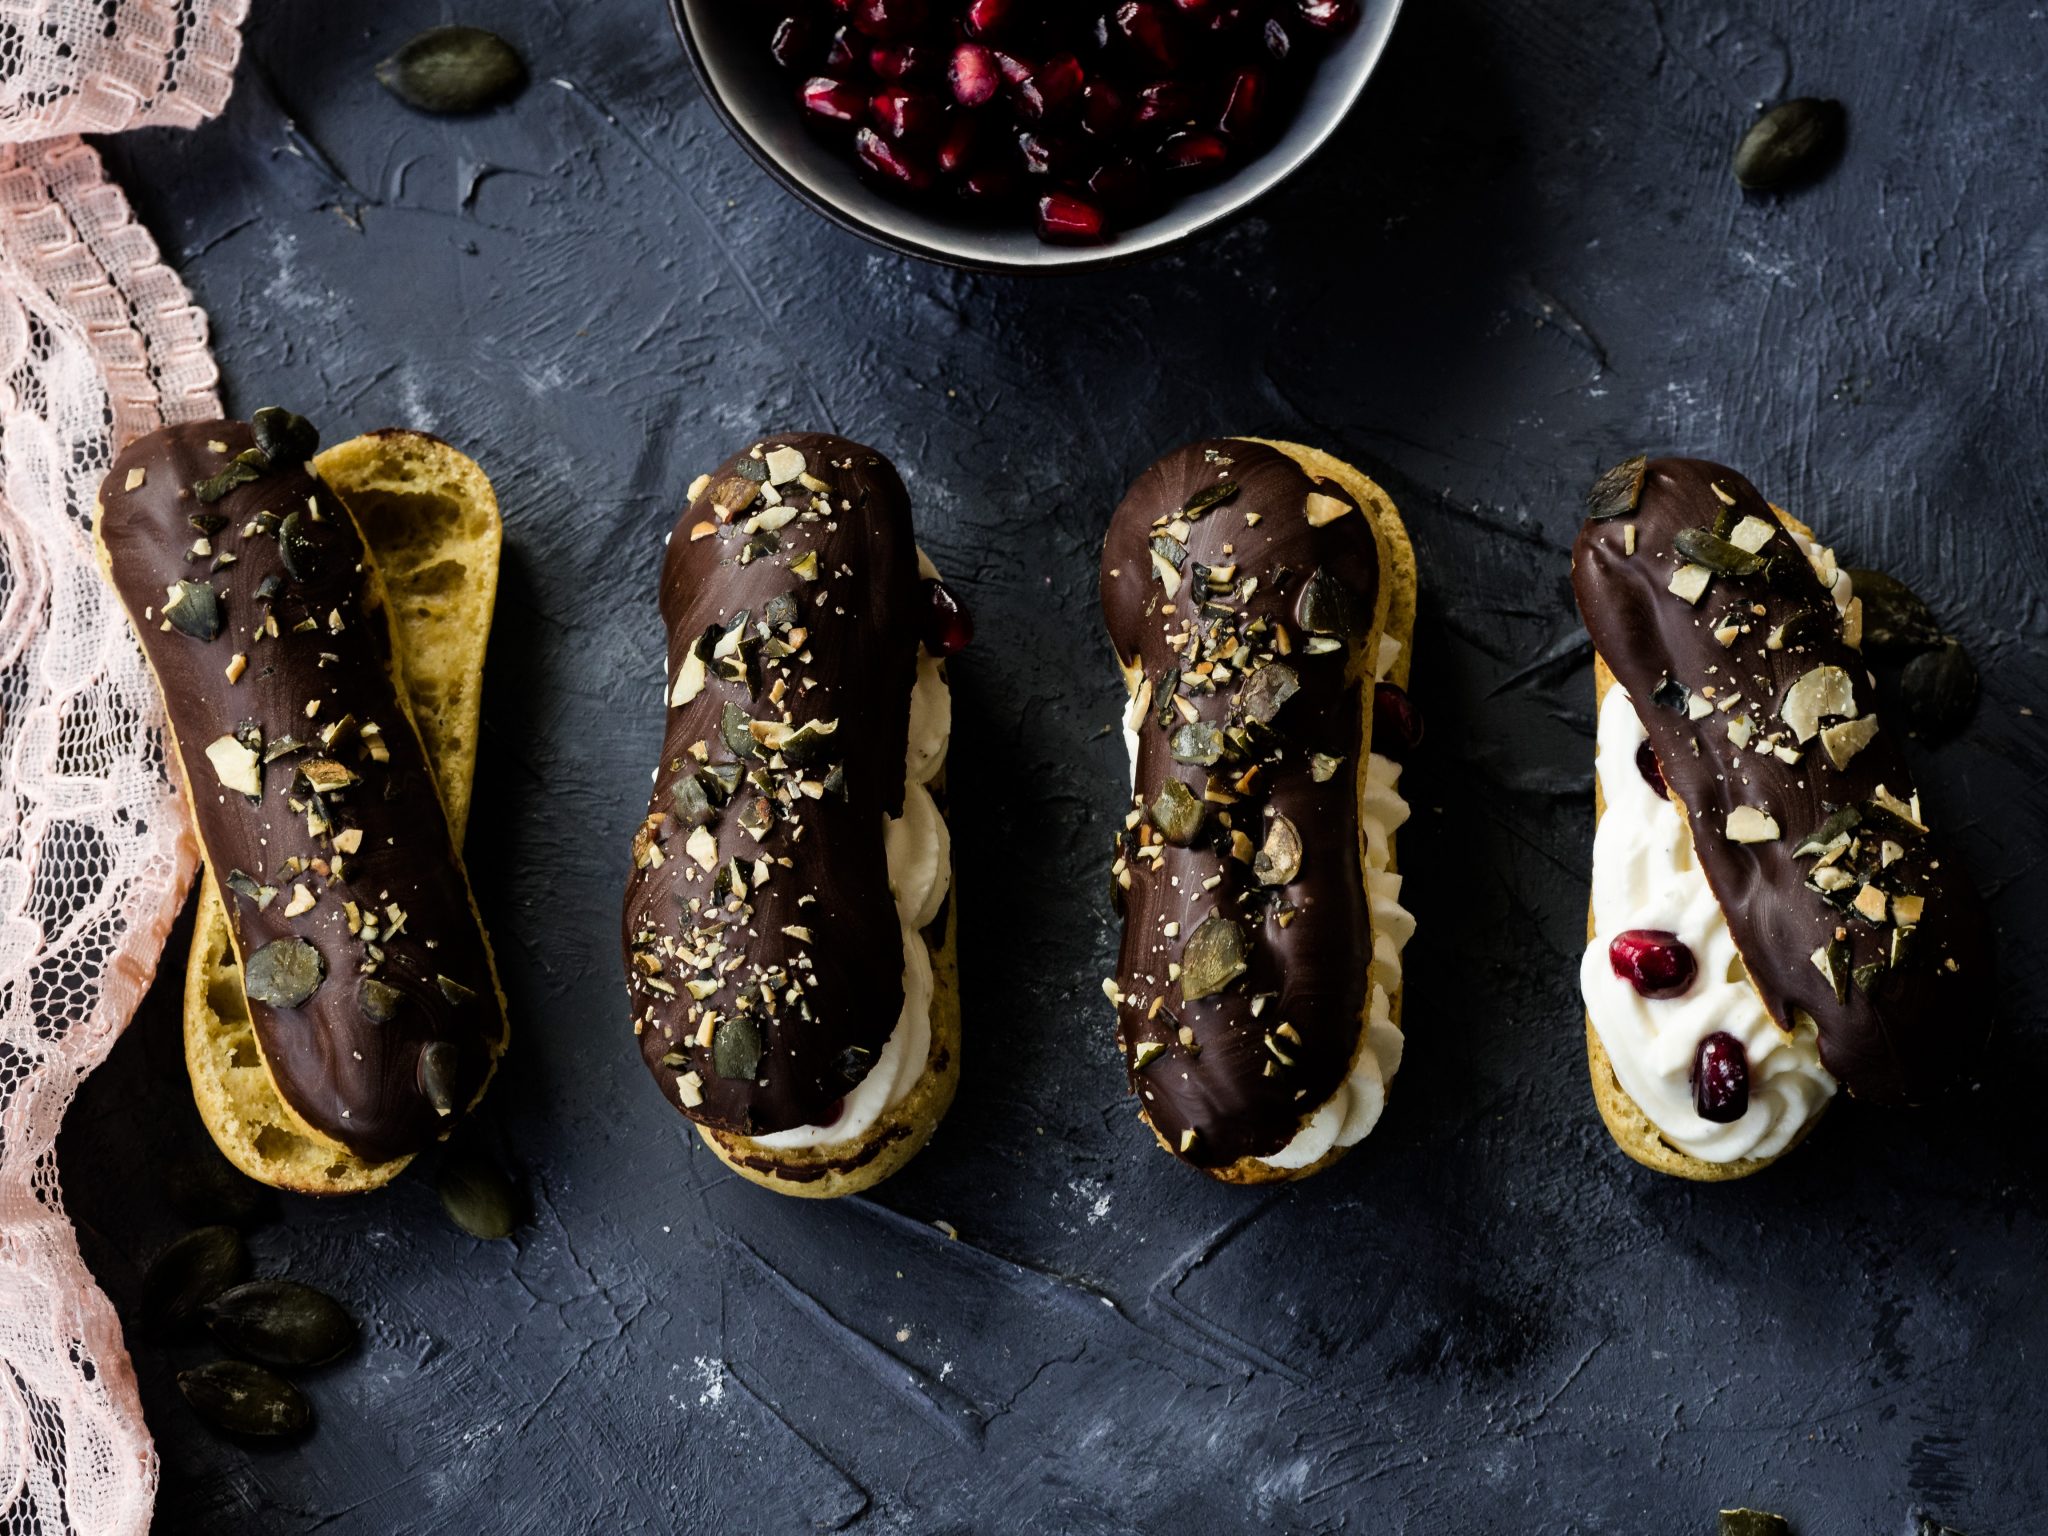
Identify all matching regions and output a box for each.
[1572,456,1992,1180]
[622,433,965,1199]
[1101,439,1419,1182]
[94,414,508,1171]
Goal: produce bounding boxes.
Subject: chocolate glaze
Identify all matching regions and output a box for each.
[1100,440,1383,1168]
[622,434,920,1135]
[96,418,505,1162]
[1573,457,1992,1105]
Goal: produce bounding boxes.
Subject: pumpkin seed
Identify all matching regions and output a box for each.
[1847,568,1942,659]
[204,1280,356,1368]
[357,977,404,1023]
[1585,454,1646,520]
[243,938,324,1008]
[1236,661,1299,726]
[277,509,319,582]
[1673,526,1764,578]
[1295,567,1363,639]
[1153,667,1180,729]
[251,406,318,467]
[436,973,477,1006]
[721,701,758,759]
[671,772,716,827]
[194,449,267,504]
[178,1359,311,1439]
[1170,721,1224,766]
[142,1225,248,1335]
[1148,778,1204,845]
[1719,1512,1793,1536]
[1181,480,1239,519]
[1180,916,1248,1002]
[376,26,527,115]
[1899,638,1977,738]
[712,1014,763,1080]
[437,1143,520,1240]
[419,1040,461,1116]
[164,580,223,640]
[1733,97,1845,191]
[1253,814,1303,886]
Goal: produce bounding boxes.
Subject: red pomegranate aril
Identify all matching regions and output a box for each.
[923,579,975,655]
[1206,3,1251,33]
[800,76,865,125]
[769,15,816,71]
[871,87,941,144]
[1113,1,1183,69]
[1134,80,1197,126]
[1087,157,1154,213]
[824,26,858,69]
[1296,0,1356,30]
[1160,130,1228,170]
[993,49,1034,88]
[958,166,1021,203]
[1079,78,1126,135]
[854,126,934,189]
[1636,739,1670,799]
[870,43,931,82]
[1608,929,1697,1000]
[937,116,981,174]
[1219,67,1264,136]
[1692,1032,1750,1123]
[950,43,999,106]
[849,0,928,40]
[1036,191,1106,244]
[965,0,1011,37]
[1171,0,1212,13]
[1263,17,1291,59]
[1372,681,1422,756]
[1017,52,1084,121]
[1017,131,1083,176]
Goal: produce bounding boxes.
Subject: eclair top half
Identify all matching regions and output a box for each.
[1572,456,1992,1104]
[1101,439,1389,1168]
[623,433,923,1137]
[95,415,506,1162]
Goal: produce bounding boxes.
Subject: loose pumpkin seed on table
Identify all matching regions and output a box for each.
[376,26,527,115]
[437,1143,521,1240]
[178,1359,312,1439]
[203,1279,357,1369]
[1732,97,1845,191]
[141,1225,248,1335]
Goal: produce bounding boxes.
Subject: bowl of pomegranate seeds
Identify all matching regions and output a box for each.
[670,0,1403,268]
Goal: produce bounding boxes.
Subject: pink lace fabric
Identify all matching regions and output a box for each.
[0,5,247,1533]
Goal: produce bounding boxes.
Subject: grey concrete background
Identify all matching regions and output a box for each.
[59,0,2047,1531]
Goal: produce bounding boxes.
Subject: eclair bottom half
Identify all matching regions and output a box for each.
[1582,505,1841,1182]
[181,431,506,1194]
[693,558,961,1200]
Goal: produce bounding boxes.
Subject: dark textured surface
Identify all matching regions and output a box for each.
[59,1,2047,1531]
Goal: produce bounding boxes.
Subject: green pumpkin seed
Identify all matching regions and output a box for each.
[1237,661,1299,726]
[1180,915,1248,1002]
[204,1280,356,1368]
[419,1040,461,1116]
[277,509,320,582]
[1181,480,1239,519]
[1847,568,1943,660]
[376,26,527,115]
[1673,527,1764,578]
[712,1015,763,1080]
[1169,721,1224,766]
[671,772,716,827]
[1899,638,1977,738]
[1719,1512,1793,1536]
[164,580,223,640]
[721,701,759,759]
[1650,675,1691,713]
[436,973,478,1006]
[1585,454,1646,520]
[437,1143,520,1240]
[1153,667,1180,729]
[1733,97,1845,191]
[1148,778,1204,845]
[1295,567,1363,639]
[357,977,404,1023]
[251,406,319,468]
[194,449,267,504]
[179,1359,311,1438]
[243,938,325,1008]
[142,1225,248,1334]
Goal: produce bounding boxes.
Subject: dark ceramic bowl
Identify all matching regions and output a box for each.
[669,0,1405,271]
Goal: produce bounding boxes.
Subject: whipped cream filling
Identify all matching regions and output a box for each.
[750,558,951,1151]
[1579,524,1846,1162]
[1122,640,1417,1169]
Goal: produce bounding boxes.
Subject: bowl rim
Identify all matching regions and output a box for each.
[666,0,1405,274]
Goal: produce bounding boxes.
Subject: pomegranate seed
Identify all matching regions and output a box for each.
[1692,1032,1750,1122]
[1296,0,1356,30]
[1159,130,1227,169]
[869,43,930,81]
[1608,930,1697,1000]
[965,0,1011,37]
[854,126,934,188]
[1079,78,1126,135]
[799,76,865,125]
[937,116,981,173]
[1134,80,1197,126]
[1219,67,1264,136]
[923,579,974,654]
[957,166,1021,203]
[871,87,941,144]
[1171,0,1212,13]
[993,49,1034,88]
[1636,739,1669,799]
[1206,3,1251,33]
[1113,1,1183,70]
[1017,52,1084,121]
[1263,17,1291,59]
[1036,191,1106,244]
[824,25,858,69]
[1087,156,1149,210]
[949,43,999,106]
[1016,131,1081,176]
[769,15,816,71]
[849,0,928,40]
[1372,682,1422,756]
